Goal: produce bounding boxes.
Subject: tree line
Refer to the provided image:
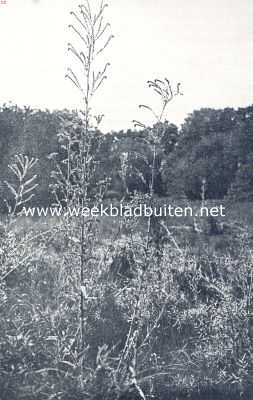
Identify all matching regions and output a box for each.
[0,103,252,209]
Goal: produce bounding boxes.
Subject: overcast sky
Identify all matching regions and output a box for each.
[0,0,253,132]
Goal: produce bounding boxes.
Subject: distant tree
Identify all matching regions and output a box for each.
[163,108,239,199]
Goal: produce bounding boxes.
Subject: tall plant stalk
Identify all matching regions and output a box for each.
[134,79,183,249]
[65,0,113,364]
[114,79,183,397]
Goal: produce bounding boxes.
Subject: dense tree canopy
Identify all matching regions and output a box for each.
[0,104,253,207]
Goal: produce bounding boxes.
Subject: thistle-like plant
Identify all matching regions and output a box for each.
[110,79,183,398]
[132,78,183,248]
[51,0,113,376]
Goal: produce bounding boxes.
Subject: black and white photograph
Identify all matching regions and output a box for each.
[0,1,253,399]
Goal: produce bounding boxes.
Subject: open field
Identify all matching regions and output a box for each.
[1,197,253,399]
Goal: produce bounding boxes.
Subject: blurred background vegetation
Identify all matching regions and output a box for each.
[1,103,253,209]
